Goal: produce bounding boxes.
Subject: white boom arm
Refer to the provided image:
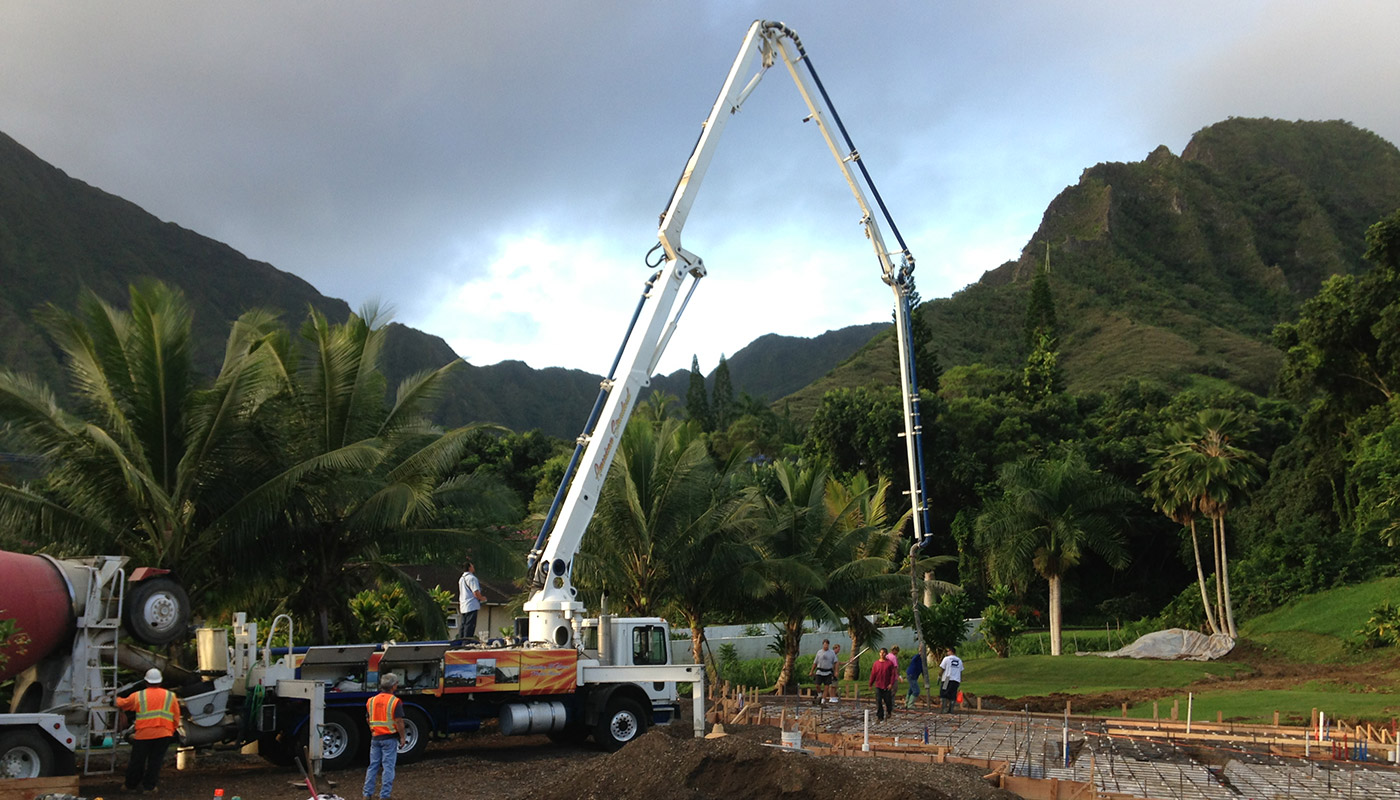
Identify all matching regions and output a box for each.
[525,20,931,647]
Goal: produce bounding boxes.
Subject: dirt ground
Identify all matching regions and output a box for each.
[78,710,1019,800]
[75,645,1399,799]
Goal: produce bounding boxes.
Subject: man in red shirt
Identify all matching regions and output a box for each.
[115,668,181,793]
[868,647,897,722]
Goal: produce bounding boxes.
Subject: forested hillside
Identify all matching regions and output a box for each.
[789,119,1400,415]
[0,131,881,438]
[2,118,1397,653]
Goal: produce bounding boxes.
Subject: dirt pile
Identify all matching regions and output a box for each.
[529,726,1020,800]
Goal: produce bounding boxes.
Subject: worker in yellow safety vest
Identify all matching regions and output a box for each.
[115,667,182,793]
[363,671,407,799]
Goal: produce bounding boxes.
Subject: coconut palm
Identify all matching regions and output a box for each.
[751,460,882,692]
[975,450,1133,655]
[574,417,762,666]
[1153,409,1262,637]
[216,305,513,642]
[819,473,907,680]
[0,281,286,597]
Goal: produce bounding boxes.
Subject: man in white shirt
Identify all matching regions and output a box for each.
[937,646,964,714]
[457,561,485,640]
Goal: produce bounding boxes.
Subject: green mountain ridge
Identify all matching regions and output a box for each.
[786,118,1400,414]
[3,119,1396,438]
[0,130,884,438]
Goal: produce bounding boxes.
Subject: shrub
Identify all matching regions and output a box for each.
[920,592,974,653]
[1357,602,1400,649]
[979,586,1024,658]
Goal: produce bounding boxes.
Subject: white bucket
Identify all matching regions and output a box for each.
[780,730,802,749]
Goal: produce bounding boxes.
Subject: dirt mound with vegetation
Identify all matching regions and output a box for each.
[531,724,1019,800]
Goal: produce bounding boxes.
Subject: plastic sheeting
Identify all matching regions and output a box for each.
[1090,628,1235,661]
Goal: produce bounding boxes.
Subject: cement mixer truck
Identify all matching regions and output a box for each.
[0,550,190,778]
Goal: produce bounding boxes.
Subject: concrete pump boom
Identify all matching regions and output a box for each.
[525,20,932,648]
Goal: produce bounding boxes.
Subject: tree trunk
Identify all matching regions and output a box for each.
[1189,520,1221,635]
[689,620,705,668]
[1218,514,1236,637]
[1049,573,1063,656]
[844,628,859,681]
[1211,515,1225,631]
[775,616,803,692]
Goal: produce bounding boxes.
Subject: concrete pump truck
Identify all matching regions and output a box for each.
[0,19,932,779]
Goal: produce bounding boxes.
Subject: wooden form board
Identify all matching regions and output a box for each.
[0,776,81,800]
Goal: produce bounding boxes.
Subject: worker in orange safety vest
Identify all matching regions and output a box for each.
[115,667,181,793]
[363,671,407,799]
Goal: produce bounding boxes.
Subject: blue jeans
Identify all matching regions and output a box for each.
[363,736,399,798]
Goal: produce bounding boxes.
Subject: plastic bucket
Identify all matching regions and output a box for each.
[780,730,802,748]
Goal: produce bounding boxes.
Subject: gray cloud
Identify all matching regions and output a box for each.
[3,1,1397,371]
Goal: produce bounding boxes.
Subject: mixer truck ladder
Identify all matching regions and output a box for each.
[75,558,125,775]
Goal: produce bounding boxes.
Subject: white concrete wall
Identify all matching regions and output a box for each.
[670,624,941,665]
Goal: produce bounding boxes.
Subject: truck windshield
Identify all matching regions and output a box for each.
[632,625,669,666]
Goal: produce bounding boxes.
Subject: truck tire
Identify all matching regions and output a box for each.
[593,696,647,751]
[123,576,190,646]
[0,730,54,778]
[315,709,365,772]
[397,707,431,764]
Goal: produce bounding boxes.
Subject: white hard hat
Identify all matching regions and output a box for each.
[144,668,163,684]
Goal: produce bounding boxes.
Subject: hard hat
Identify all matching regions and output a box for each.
[144,668,163,684]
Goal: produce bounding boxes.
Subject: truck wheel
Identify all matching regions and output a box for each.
[0,730,54,778]
[315,710,364,772]
[593,697,647,751]
[123,576,190,646]
[397,707,431,763]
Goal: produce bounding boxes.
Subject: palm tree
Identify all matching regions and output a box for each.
[0,282,286,598]
[575,417,762,666]
[975,450,1133,655]
[1153,410,1262,637]
[218,306,511,642]
[752,460,879,691]
[1141,459,1222,635]
[819,473,905,680]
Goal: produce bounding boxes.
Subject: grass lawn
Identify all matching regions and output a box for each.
[964,654,1245,699]
[1102,682,1400,726]
[1240,577,1400,662]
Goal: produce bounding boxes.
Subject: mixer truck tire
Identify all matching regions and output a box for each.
[0,730,55,779]
[122,576,190,646]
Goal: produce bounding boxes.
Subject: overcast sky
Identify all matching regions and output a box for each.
[3,2,1398,376]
